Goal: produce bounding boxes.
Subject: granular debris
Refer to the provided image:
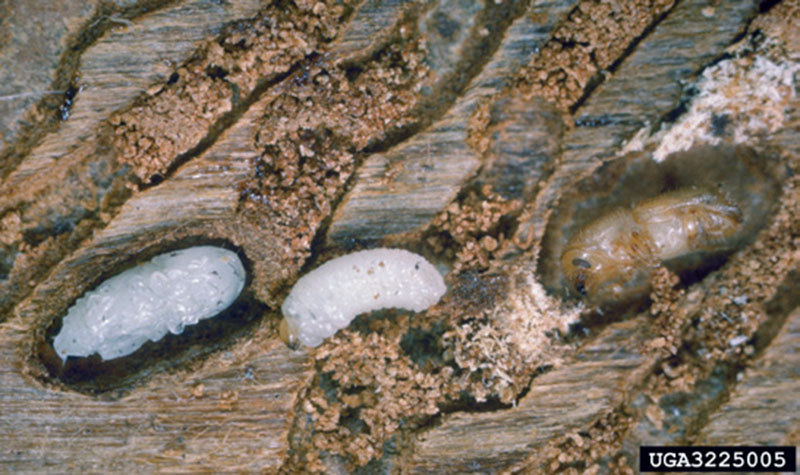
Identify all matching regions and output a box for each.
[511,4,799,470]
[518,0,676,111]
[288,330,456,470]
[240,37,429,273]
[534,410,636,474]
[284,268,579,470]
[646,266,686,357]
[426,184,521,273]
[111,0,353,183]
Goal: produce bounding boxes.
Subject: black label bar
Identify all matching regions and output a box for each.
[640,446,796,472]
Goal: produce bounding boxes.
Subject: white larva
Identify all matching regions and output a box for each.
[280,248,446,347]
[53,246,245,362]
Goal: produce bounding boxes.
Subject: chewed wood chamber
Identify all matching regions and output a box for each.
[54,246,246,361]
[32,239,267,395]
[561,187,742,301]
[539,145,785,306]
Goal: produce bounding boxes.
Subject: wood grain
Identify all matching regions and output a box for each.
[326,0,579,245]
[0,0,797,472]
[0,329,310,471]
[408,316,654,473]
[0,0,266,317]
[699,303,800,448]
[517,0,762,248]
[3,0,264,185]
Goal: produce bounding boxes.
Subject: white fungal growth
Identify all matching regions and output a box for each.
[651,54,797,161]
[618,36,799,162]
[53,246,246,362]
[281,249,446,347]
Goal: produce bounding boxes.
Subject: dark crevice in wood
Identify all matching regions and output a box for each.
[565,301,650,344]
[651,10,763,131]
[660,83,701,125]
[362,0,532,156]
[35,237,268,397]
[437,364,554,416]
[0,0,182,181]
[660,361,743,444]
[750,266,800,358]
[0,250,12,280]
[56,84,82,121]
[138,54,322,192]
[21,205,92,248]
[568,0,681,115]
[673,269,800,445]
[758,0,783,13]
[297,1,532,272]
[511,363,555,406]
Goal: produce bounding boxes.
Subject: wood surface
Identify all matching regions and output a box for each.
[700,305,800,455]
[1,0,798,472]
[409,316,654,473]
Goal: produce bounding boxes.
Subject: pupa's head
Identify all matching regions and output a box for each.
[278,317,301,350]
[561,245,613,297]
[560,222,650,303]
[561,245,651,301]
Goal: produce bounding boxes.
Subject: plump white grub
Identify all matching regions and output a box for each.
[53,246,246,362]
[281,248,446,347]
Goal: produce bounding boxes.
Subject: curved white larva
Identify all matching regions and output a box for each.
[281,249,446,347]
[53,246,245,362]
